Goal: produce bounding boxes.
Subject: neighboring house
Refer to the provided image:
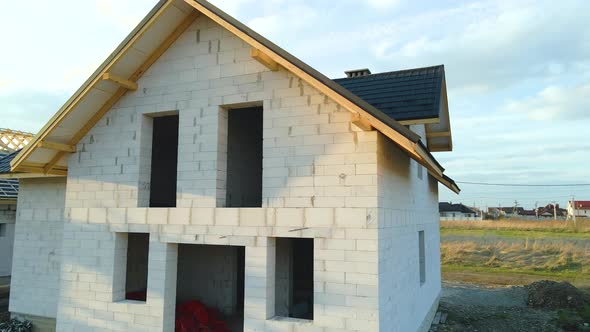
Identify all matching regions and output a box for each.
[487,207,524,219]
[439,202,478,220]
[532,204,567,219]
[567,201,590,219]
[0,154,18,277]
[1,1,459,331]
[0,129,33,277]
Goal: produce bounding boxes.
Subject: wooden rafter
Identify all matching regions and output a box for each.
[41,10,199,174]
[250,48,279,71]
[38,141,76,153]
[17,166,67,176]
[9,0,177,172]
[426,131,451,138]
[399,118,440,125]
[183,0,422,162]
[8,1,456,192]
[102,73,138,91]
[0,128,34,153]
[351,113,373,131]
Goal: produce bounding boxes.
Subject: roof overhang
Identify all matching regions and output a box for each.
[400,76,453,152]
[8,0,459,194]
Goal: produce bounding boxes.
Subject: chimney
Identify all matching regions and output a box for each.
[345,68,371,78]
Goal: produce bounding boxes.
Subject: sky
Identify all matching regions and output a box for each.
[0,0,589,209]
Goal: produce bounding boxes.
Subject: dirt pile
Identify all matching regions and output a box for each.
[525,280,590,310]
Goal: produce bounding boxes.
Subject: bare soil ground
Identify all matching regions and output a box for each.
[439,220,590,331]
[437,282,589,332]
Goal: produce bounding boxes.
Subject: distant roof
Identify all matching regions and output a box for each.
[488,207,524,214]
[0,152,19,200]
[334,65,445,122]
[439,202,476,214]
[0,151,19,174]
[571,201,590,209]
[0,128,34,153]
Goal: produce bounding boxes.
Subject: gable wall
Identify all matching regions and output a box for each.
[65,15,379,210]
[52,14,385,332]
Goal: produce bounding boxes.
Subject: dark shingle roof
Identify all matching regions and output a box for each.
[0,152,19,200]
[0,151,18,174]
[0,178,18,200]
[439,202,476,214]
[334,65,444,122]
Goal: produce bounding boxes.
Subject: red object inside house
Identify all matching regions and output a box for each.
[175,300,230,332]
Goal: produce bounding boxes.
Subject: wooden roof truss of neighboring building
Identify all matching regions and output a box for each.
[0,128,34,153]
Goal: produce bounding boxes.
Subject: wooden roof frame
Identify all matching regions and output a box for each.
[0,128,34,153]
[9,0,459,193]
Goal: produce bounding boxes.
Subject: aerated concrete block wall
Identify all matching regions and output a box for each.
[10,13,439,332]
[376,125,441,332]
[0,203,16,276]
[48,14,384,332]
[9,178,66,321]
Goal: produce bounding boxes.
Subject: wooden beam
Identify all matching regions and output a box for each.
[415,145,443,177]
[38,141,76,153]
[250,48,279,71]
[0,172,64,179]
[43,11,199,174]
[183,0,423,165]
[9,0,176,172]
[429,146,452,152]
[426,131,451,138]
[14,166,67,176]
[0,199,17,205]
[351,113,373,131]
[399,118,440,125]
[21,161,67,171]
[102,73,138,90]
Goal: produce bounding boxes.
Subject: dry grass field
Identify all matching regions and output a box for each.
[441,219,590,289]
[442,219,590,233]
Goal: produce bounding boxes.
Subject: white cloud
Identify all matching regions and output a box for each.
[0,91,67,133]
[369,0,590,92]
[366,0,399,9]
[248,4,318,39]
[503,84,590,120]
[0,78,15,90]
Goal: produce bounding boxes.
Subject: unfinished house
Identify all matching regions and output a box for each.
[1,0,459,331]
[0,129,34,277]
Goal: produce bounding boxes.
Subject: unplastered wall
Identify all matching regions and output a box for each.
[56,206,381,332]
[53,13,387,332]
[64,14,380,210]
[176,244,241,315]
[9,177,66,319]
[376,131,441,332]
[0,203,16,276]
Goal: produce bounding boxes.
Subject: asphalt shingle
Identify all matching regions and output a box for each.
[334,65,445,122]
[0,151,19,199]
